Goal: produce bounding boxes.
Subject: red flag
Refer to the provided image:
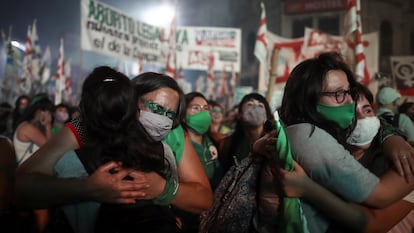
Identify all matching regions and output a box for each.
[343,0,370,83]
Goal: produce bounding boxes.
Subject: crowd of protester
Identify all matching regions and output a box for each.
[1,52,414,233]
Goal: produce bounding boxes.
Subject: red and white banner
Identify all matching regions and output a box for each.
[266,28,378,85]
[390,56,414,96]
[55,38,65,105]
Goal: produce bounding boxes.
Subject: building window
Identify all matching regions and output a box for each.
[292,18,312,38]
[380,20,392,57]
[318,16,339,35]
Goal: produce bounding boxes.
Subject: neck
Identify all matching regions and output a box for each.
[243,125,264,144]
[188,128,203,144]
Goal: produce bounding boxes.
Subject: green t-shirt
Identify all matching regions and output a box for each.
[163,125,185,164]
[191,135,223,189]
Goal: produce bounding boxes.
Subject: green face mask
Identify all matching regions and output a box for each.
[317,103,355,129]
[186,111,212,134]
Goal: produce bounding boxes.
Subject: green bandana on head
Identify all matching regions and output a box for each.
[317,103,355,129]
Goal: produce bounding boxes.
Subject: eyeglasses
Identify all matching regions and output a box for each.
[140,99,176,120]
[321,88,355,104]
[190,104,210,113]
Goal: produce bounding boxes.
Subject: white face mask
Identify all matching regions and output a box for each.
[346,116,381,147]
[138,110,173,141]
[242,105,267,127]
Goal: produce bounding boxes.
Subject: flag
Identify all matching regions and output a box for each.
[31,19,41,81]
[390,56,414,96]
[63,58,72,103]
[255,2,269,92]
[21,25,33,94]
[55,38,65,105]
[165,16,176,79]
[40,46,51,85]
[343,0,370,83]
[254,2,268,64]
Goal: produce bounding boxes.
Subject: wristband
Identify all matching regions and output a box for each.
[153,176,179,206]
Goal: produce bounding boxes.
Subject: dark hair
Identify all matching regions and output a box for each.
[132,72,185,128]
[279,52,357,143]
[182,92,208,131]
[20,93,54,124]
[79,66,165,174]
[398,102,414,114]
[12,95,30,130]
[0,102,12,133]
[355,82,374,104]
[228,93,274,157]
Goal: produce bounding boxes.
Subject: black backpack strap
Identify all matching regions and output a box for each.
[393,113,400,127]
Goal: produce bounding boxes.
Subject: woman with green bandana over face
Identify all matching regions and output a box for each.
[175,92,224,233]
[279,52,414,233]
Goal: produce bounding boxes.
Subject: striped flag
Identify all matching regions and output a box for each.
[31,19,41,81]
[343,0,370,83]
[165,16,176,79]
[21,25,33,94]
[255,2,270,92]
[254,2,268,64]
[63,58,72,103]
[55,38,65,105]
[40,46,51,85]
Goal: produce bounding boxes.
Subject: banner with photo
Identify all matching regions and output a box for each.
[80,0,241,72]
[390,56,414,96]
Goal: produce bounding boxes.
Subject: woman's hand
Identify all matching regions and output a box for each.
[279,161,311,198]
[86,161,149,204]
[382,135,414,182]
[252,130,277,157]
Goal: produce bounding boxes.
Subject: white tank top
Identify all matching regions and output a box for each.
[13,128,39,165]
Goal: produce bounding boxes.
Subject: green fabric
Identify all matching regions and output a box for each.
[191,136,224,189]
[153,176,179,205]
[163,125,185,164]
[275,120,309,233]
[317,103,355,129]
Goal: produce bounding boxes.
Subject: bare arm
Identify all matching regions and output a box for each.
[171,135,213,213]
[282,162,413,233]
[16,128,149,208]
[381,135,414,182]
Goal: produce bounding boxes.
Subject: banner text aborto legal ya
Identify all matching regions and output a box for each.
[80,0,242,72]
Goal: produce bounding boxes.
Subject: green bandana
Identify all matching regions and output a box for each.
[317,103,355,129]
[186,111,212,134]
[275,120,309,233]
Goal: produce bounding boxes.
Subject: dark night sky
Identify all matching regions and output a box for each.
[0,0,266,92]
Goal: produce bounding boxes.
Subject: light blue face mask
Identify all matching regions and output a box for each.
[317,103,356,129]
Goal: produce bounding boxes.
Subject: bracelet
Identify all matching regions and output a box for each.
[153,176,179,206]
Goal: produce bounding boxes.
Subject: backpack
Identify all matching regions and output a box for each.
[379,113,400,128]
[199,155,282,233]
